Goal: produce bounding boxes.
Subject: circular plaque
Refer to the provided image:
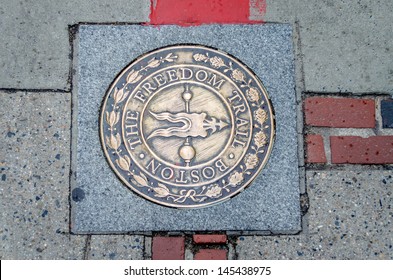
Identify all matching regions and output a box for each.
[100,45,275,208]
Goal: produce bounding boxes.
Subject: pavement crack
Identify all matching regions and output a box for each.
[300,193,310,216]
[83,235,92,260]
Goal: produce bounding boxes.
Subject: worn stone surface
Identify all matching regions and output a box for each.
[3,0,391,261]
[88,235,144,259]
[72,24,300,233]
[236,170,393,259]
[1,0,392,94]
[261,0,393,93]
[298,1,393,93]
[0,0,150,90]
[259,0,296,22]
[0,91,86,259]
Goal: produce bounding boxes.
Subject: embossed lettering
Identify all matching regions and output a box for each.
[133,90,146,103]
[146,159,162,174]
[125,111,142,149]
[180,68,193,80]
[207,74,225,90]
[153,73,167,87]
[126,111,139,121]
[236,118,249,129]
[233,103,246,115]
[175,170,189,183]
[232,138,247,148]
[127,138,142,150]
[195,70,208,82]
[161,167,174,180]
[125,123,139,137]
[202,166,215,179]
[190,169,200,183]
[142,82,157,94]
[228,90,242,103]
[166,69,179,82]
[215,159,228,172]
[235,130,249,138]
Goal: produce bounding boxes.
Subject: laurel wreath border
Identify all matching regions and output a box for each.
[103,51,270,204]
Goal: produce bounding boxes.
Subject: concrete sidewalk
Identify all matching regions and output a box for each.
[1,0,392,259]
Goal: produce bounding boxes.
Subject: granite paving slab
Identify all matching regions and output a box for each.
[237,170,393,259]
[0,0,150,90]
[298,0,393,93]
[71,24,300,233]
[88,235,144,260]
[0,91,86,259]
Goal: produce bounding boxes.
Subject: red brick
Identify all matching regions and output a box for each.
[193,234,227,244]
[194,249,227,260]
[306,135,327,163]
[304,97,375,128]
[330,136,393,164]
[152,236,185,260]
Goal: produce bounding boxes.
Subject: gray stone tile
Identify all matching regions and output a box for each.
[1,0,391,93]
[0,91,86,259]
[236,235,312,259]
[72,24,300,233]
[299,1,393,93]
[259,0,297,23]
[307,170,392,259]
[88,235,144,260]
[236,171,393,259]
[0,0,150,90]
[260,0,393,93]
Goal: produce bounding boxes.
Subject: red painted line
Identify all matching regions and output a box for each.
[250,0,267,16]
[149,0,265,26]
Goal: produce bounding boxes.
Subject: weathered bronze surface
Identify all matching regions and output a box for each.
[100,45,275,208]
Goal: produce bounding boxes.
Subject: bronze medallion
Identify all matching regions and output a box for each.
[100,45,275,208]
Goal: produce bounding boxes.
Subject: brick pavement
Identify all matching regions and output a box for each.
[305,97,393,165]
